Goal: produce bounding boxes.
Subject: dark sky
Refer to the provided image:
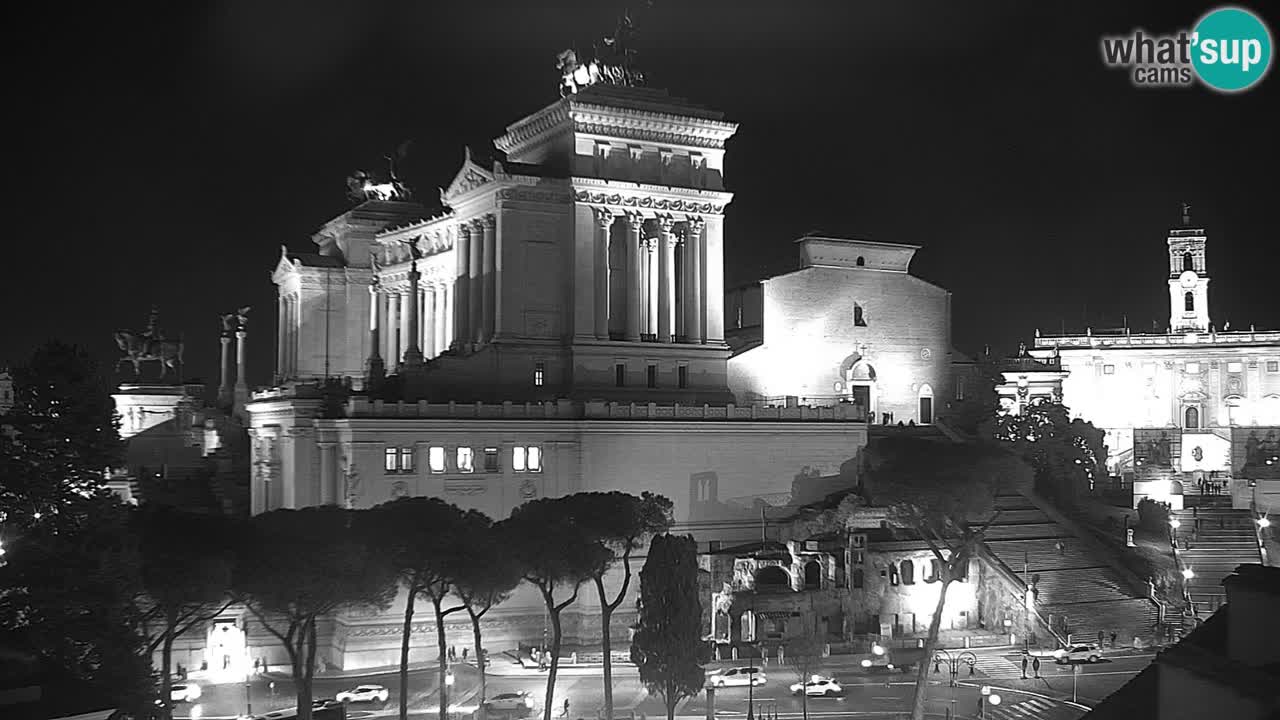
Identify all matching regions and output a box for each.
[8,0,1278,387]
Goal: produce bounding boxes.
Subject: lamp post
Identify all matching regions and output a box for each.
[978,686,1001,720]
[932,649,977,688]
[445,670,455,720]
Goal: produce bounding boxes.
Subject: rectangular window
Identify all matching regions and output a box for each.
[483,447,499,473]
[1103,365,1115,375]
[678,365,688,389]
[615,362,626,387]
[1269,361,1280,373]
[398,447,414,473]
[1227,361,1243,373]
[534,361,545,387]
[385,447,398,473]
[647,364,658,388]
[527,445,542,472]
[428,446,446,473]
[956,375,965,401]
[456,447,474,473]
[512,446,543,472]
[1185,362,1200,374]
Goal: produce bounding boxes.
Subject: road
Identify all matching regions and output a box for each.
[173,648,1154,720]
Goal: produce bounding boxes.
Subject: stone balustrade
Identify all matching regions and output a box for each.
[1036,330,1280,349]
[344,397,870,422]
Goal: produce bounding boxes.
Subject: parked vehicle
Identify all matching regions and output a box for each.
[170,683,202,703]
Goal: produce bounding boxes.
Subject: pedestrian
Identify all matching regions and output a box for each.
[1097,630,1105,648]
[1055,540,1066,555]
[1110,631,1118,648]
[563,698,570,718]
[1032,656,1041,679]
[463,647,469,662]
[1021,654,1029,679]
[254,658,261,674]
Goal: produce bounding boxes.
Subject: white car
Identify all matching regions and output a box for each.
[170,682,202,703]
[336,684,391,703]
[790,676,843,697]
[485,691,536,713]
[1054,644,1104,664]
[706,667,766,688]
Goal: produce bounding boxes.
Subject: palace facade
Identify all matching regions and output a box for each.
[1008,213,1280,508]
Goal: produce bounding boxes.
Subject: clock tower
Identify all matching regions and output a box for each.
[1167,205,1210,333]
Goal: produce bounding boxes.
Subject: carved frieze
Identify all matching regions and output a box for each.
[445,480,487,496]
[573,190,724,215]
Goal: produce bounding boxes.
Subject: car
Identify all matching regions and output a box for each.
[484,691,537,713]
[789,676,843,697]
[1054,644,1104,664]
[336,684,391,703]
[170,683,202,703]
[706,667,766,688]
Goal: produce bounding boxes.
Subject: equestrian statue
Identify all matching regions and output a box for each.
[114,307,185,380]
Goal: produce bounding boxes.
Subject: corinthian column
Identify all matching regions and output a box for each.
[480,214,496,344]
[594,208,613,339]
[424,285,437,358]
[625,214,643,342]
[469,219,483,346]
[219,332,233,406]
[275,295,286,381]
[646,239,659,338]
[402,260,424,369]
[454,224,471,351]
[657,217,676,343]
[387,289,400,363]
[685,217,705,343]
[367,284,385,384]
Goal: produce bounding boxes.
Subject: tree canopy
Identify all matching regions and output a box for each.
[995,399,1107,507]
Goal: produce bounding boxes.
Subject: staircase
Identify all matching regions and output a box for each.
[1178,493,1263,619]
[983,495,1160,644]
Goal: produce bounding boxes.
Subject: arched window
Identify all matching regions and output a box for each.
[856,256,865,267]
[853,568,865,589]
[803,560,822,589]
[1185,406,1200,429]
[1225,396,1245,426]
[900,559,915,585]
[853,304,867,327]
[755,565,790,591]
[925,559,940,583]
[1183,252,1194,272]
[1259,395,1280,425]
[1185,292,1195,312]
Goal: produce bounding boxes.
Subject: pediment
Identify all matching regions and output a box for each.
[441,148,495,204]
[271,246,300,283]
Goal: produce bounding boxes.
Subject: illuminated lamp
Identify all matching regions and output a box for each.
[1182,568,1195,580]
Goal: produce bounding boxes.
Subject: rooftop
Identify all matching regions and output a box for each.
[1035,328,1280,350]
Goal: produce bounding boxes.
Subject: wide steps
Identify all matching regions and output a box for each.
[984,538,1106,572]
[1045,599,1161,642]
[1031,568,1133,604]
[985,523,1071,540]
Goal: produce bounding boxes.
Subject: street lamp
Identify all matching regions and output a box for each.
[1182,567,1195,580]
[1258,516,1271,529]
[932,649,977,688]
[978,686,1001,719]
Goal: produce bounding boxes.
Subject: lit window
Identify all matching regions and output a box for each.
[1227,362,1243,373]
[385,448,398,473]
[647,364,657,388]
[534,361,545,387]
[955,376,965,401]
[456,447,474,473]
[399,447,414,473]
[1185,362,1200,374]
[1103,365,1115,375]
[483,447,499,473]
[514,445,542,472]
[678,365,688,389]
[428,446,446,473]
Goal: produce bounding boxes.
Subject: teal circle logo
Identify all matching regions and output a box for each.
[1192,7,1273,92]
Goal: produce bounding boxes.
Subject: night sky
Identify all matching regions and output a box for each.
[8,0,1278,389]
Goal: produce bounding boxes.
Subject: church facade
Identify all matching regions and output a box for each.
[1020,213,1280,507]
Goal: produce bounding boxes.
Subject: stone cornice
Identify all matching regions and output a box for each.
[494,103,573,157]
[570,103,738,150]
[572,178,732,217]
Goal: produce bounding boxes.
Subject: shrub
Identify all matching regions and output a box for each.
[1137,498,1171,533]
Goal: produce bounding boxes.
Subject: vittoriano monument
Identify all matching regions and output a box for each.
[114,306,185,381]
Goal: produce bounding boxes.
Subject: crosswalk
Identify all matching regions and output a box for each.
[970,653,1026,680]
[987,696,1078,719]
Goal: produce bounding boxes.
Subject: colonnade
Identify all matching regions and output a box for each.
[595,209,708,343]
[371,281,455,366]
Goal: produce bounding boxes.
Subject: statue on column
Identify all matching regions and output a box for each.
[219,312,237,338]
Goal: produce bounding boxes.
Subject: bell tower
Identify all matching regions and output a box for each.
[1167,204,1210,333]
